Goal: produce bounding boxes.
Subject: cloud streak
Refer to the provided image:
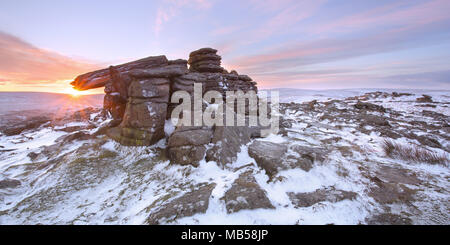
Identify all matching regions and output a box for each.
[311,0,450,35]
[155,0,213,35]
[224,0,450,89]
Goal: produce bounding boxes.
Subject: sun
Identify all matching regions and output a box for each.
[63,88,91,97]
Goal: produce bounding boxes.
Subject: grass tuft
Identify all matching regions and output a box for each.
[381,139,449,165]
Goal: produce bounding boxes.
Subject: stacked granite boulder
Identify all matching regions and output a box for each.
[188,48,223,73]
[71,47,261,165]
[109,59,189,146]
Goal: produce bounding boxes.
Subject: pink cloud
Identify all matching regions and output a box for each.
[0,32,101,85]
[210,0,327,57]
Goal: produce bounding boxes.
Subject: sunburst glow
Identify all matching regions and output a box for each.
[62,87,101,97]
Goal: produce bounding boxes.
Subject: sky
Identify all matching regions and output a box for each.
[0,0,450,93]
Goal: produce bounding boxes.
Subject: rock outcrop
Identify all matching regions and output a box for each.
[71,47,261,165]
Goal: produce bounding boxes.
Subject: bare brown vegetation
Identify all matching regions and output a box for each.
[382,139,449,165]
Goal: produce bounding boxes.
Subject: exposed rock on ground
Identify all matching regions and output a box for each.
[1,73,449,224]
[354,101,386,112]
[368,176,417,204]
[222,171,274,213]
[147,183,216,224]
[248,141,287,177]
[416,94,433,103]
[248,141,328,176]
[288,187,357,208]
[55,131,96,143]
[0,178,21,189]
[366,213,413,225]
[205,123,252,166]
[1,116,51,136]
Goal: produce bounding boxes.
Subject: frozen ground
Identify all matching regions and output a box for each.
[0,89,448,225]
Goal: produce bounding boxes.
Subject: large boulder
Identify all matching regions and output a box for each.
[109,76,172,146]
[130,63,189,78]
[167,107,254,167]
[128,78,171,102]
[121,99,168,129]
[166,126,213,166]
[168,128,213,147]
[71,55,169,90]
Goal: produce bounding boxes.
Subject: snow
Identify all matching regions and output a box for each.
[1,88,449,225]
[164,119,175,137]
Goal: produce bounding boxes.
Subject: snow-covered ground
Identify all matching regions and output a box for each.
[0,89,449,224]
